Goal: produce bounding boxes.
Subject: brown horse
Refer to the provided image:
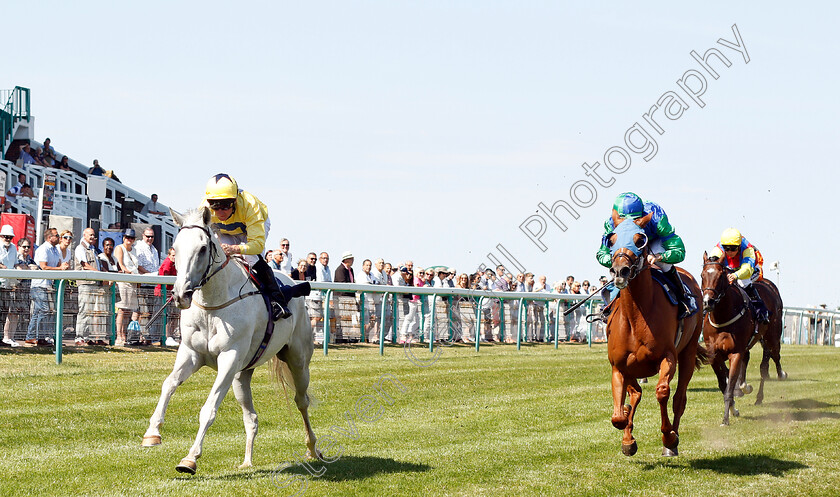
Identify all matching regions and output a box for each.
[701,252,786,425]
[605,214,707,457]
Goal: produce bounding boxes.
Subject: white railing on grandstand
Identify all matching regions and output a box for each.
[0,159,179,251]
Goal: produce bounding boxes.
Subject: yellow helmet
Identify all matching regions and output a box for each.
[720,228,742,246]
[205,173,238,200]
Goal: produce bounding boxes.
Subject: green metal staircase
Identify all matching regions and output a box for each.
[1,86,31,160]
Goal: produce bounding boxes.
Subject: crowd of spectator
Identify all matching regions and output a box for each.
[0,223,179,348]
[260,238,607,345]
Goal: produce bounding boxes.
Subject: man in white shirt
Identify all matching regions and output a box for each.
[28,228,67,343]
[278,238,294,275]
[74,228,104,344]
[140,194,166,216]
[134,227,161,343]
[311,252,332,342]
[359,259,381,342]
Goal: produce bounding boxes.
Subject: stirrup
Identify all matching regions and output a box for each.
[271,301,291,320]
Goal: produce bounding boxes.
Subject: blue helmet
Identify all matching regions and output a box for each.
[613,192,645,219]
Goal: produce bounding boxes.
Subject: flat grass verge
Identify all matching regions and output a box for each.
[0,343,839,496]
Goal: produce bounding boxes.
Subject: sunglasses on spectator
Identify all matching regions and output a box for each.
[1,235,13,240]
[209,199,235,210]
[144,234,155,238]
[281,243,289,247]
[722,245,738,252]
[62,235,73,240]
[20,245,30,248]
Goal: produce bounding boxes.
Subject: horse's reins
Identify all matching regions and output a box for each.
[703,260,748,328]
[178,224,261,310]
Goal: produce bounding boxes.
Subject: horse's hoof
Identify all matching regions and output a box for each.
[305,449,323,460]
[662,447,679,457]
[741,384,753,395]
[779,371,788,380]
[141,435,161,447]
[733,388,744,398]
[238,461,253,469]
[621,441,638,457]
[720,419,730,427]
[731,407,740,417]
[176,458,197,474]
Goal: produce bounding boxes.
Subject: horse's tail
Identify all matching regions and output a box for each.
[694,342,712,370]
[269,355,319,412]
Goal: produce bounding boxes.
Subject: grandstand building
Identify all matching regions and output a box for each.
[1,86,177,251]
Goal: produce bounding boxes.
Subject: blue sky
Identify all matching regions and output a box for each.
[6,1,838,307]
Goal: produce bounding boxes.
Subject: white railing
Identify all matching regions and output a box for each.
[1,159,179,249]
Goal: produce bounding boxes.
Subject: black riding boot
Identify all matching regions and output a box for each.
[251,259,291,320]
[744,284,770,324]
[665,267,692,319]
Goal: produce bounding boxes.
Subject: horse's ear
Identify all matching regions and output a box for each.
[703,250,708,263]
[635,212,653,228]
[611,209,621,227]
[171,209,184,228]
[201,206,212,225]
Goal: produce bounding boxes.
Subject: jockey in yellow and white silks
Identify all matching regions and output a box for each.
[202,173,290,320]
[710,227,769,323]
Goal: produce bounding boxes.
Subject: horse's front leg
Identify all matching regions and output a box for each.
[610,366,629,430]
[722,352,743,426]
[232,368,258,469]
[655,351,677,454]
[142,346,203,447]
[621,377,643,456]
[177,349,242,474]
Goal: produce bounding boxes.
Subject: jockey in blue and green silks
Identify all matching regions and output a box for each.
[596,192,693,319]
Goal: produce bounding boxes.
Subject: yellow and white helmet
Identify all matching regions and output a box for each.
[720,228,742,246]
[205,173,238,200]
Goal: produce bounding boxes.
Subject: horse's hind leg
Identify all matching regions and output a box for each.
[143,347,203,447]
[621,377,642,456]
[278,344,319,459]
[737,349,753,396]
[232,368,258,469]
[756,343,771,405]
[655,351,678,454]
[177,349,242,474]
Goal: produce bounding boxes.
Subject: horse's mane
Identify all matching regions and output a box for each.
[179,207,221,236]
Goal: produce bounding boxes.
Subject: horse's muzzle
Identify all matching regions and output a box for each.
[172,282,194,309]
[702,296,714,312]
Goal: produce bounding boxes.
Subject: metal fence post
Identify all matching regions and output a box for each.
[110,283,117,345]
[587,300,594,348]
[798,310,804,345]
[392,295,398,344]
[516,298,524,350]
[475,297,483,352]
[359,291,366,343]
[499,298,505,343]
[379,292,389,356]
[429,295,437,352]
[160,286,168,346]
[54,279,67,365]
[323,290,332,356]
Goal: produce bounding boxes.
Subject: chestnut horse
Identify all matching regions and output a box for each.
[605,214,707,457]
[701,252,786,425]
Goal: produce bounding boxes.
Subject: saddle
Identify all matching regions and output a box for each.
[241,276,312,371]
[649,269,698,318]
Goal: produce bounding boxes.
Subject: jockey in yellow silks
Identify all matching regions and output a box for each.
[710,227,769,323]
[202,173,290,320]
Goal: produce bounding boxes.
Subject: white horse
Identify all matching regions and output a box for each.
[141,207,318,474]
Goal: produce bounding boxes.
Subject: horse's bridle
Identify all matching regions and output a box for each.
[612,248,646,281]
[702,260,749,328]
[179,224,231,292]
[701,260,731,307]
